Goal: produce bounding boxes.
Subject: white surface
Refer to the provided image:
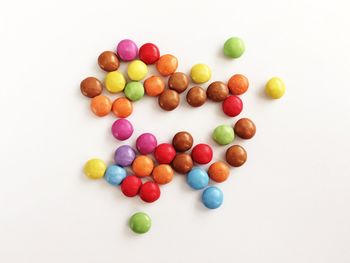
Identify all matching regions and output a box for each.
[1,0,350,262]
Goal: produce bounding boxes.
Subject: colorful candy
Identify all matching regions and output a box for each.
[139,181,161,203]
[104,165,127,185]
[234,118,256,139]
[121,175,142,197]
[105,71,126,93]
[152,164,174,184]
[191,144,213,164]
[168,72,189,93]
[111,119,134,141]
[114,145,136,167]
[112,97,133,118]
[138,43,160,65]
[129,212,151,234]
[90,95,112,117]
[136,133,157,154]
[187,167,209,190]
[84,159,106,179]
[265,77,286,99]
[190,63,211,84]
[222,95,243,117]
[228,74,249,95]
[124,81,144,101]
[208,161,230,183]
[223,37,245,58]
[98,51,120,72]
[132,155,154,177]
[171,153,193,174]
[156,54,178,76]
[117,39,138,61]
[202,186,223,209]
[154,143,176,164]
[212,124,235,145]
[127,60,148,81]
[80,77,103,98]
[186,86,207,107]
[206,81,229,102]
[158,89,180,111]
[172,131,193,152]
[225,145,247,167]
[144,76,165,97]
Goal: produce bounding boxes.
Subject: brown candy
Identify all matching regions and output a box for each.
[226,145,247,167]
[168,72,189,93]
[234,118,256,139]
[172,153,193,174]
[98,51,120,72]
[158,89,180,111]
[186,86,207,107]
[172,131,193,152]
[80,77,103,98]
[206,81,229,102]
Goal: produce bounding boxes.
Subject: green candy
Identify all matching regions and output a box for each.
[124,81,144,101]
[212,124,235,145]
[129,212,151,234]
[223,37,245,58]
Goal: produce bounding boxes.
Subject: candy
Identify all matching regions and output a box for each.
[172,131,193,152]
[144,76,165,97]
[202,186,223,209]
[171,153,193,174]
[104,165,127,186]
[212,124,235,145]
[152,164,174,184]
[222,95,243,117]
[105,71,126,93]
[156,54,178,76]
[187,167,209,190]
[112,97,133,118]
[121,175,142,197]
[90,95,112,117]
[168,72,189,93]
[265,77,286,99]
[190,64,211,84]
[127,60,148,81]
[129,212,151,234]
[226,145,247,167]
[228,74,249,95]
[98,51,119,72]
[234,118,256,139]
[132,155,154,177]
[124,81,144,101]
[191,144,213,164]
[111,119,133,141]
[80,77,103,98]
[84,159,106,179]
[139,43,160,65]
[136,133,157,154]
[158,89,180,111]
[208,161,230,183]
[139,181,161,203]
[154,143,176,164]
[206,81,229,102]
[223,37,245,58]
[186,86,207,107]
[116,39,138,61]
[114,145,136,167]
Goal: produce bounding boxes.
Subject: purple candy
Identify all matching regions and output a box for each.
[114,145,136,167]
[111,119,133,141]
[136,133,157,154]
[116,39,138,61]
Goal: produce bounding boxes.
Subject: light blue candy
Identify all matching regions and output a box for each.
[202,186,223,209]
[104,165,127,186]
[187,167,209,190]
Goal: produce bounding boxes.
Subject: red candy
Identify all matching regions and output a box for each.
[154,143,176,164]
[222,95,243,117]
[139,43,160,65]
[121,175,142,197]
[191,143,213,164]
[139,181,161,203]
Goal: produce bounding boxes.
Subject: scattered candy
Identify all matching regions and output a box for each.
[156,54,178,76]
[124,81,144,101]
[212,124,235,145]
[187,167,209,190]
[172,131,193,152]
[265,77,286,99]
[136,133,157,154]
[190,63,211,84]
[117,39,138,61]
[105,71,126,93]
[127,60,148,81]
[228,74,249,95]
[111,119,134,141]
[98,51,120,72]
[90,95,112,117]
[80,77,103,98]
[114,145,136,167]
[154,143,176,164]
[202,186,223,209]
[226,145,247,167]
[172,153,193,174]
[222,95,243,117]
[139,43,160,65]
[223,37,245,58]
[191,144,213,164]
[186,86,207,107]
[139,181,161,203]
[129,212,151,234]
[208,161,230,183]
[132,155,154,177]
[104,165,127,186]
[158,89,180,111]
[206,81,229,102]
[121,175,142,197]
[168,72,189,93]
[152,164,174,184]
[144,76,165,97]
[84,159,106,179]
[112,97,133,118]
[234,118,256,139]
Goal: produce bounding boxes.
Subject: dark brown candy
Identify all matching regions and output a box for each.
[172,153,193,174]
[172,131,193,152]
[158,89,180,111]
[234,118,256,139]
[225,145,247,167]
[98,51,120,72]
[206,81,229,102]
[186,86,207,107]
[168,72,189,93]
[80,77,103,98]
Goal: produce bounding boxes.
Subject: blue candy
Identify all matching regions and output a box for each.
[202,186,223,209]
[104,165,127,186]
[187,167,209,190]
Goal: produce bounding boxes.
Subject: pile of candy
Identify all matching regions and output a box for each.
[81,37,285,234]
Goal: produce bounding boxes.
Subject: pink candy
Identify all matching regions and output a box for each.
[116,39,138,61]
[136,133,158,154]
[111,119,133,140]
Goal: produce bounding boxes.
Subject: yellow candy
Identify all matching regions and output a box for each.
[190,63,211,84]
[127,60,148,81]
[84,159,106,179]
[265,77,286,99]
[105,71,126,93]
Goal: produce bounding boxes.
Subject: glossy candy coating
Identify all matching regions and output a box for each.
[191,144,213,164]
[206,81,229,102]
[172,131,193,152]
[84,159,106,179]
[132,155,154,177]
[152,164,174,184]
[154,143,176,164]
[139,181,161,203]
[136,133,158,154]
[208,161,230,183]
[187,167,209,190]
[202,186,223,209]
[234,118,256,139]
[124,81,144,101]
[223,37,245,58]
[144,76,165,97]
[121,175,142,197]
[226,145,247,167]
[228,74,249,95]
[111,119,133,141]
[158,89,180,111]
[265,77,286,99]
[222,95,243,117]
[190,64,211,84]
[114,145,136,167]
[90,95,112,117]
[139,43,160,64]
[212,124,235,145]
[168,72,189,93]
[117,39,138,61]
[156,54,178,76]
[129,212,151,234]
[80,77,103,98]
[186,86,207,107]
[105,71,126,93]
[112,97,133,118]
[127,60,148,81]
[172,153,193,174]
[98,51,119,72]
[104,165,127,186]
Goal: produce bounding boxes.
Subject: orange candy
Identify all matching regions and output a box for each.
[132,155,154,177]
[112,97,133,118]
[152,164,174,184]
[156,54,178,76]
[144,76,165,96]
[208,161,230,183]
[228,74,249,95]
[90,95,112,117]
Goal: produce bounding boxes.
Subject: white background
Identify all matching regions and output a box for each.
[1,0,350,262]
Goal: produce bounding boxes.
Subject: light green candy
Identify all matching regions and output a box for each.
[129,212,151,234]
[212,124,235,145]
[223,37,245,58]
[124,81,144,101]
